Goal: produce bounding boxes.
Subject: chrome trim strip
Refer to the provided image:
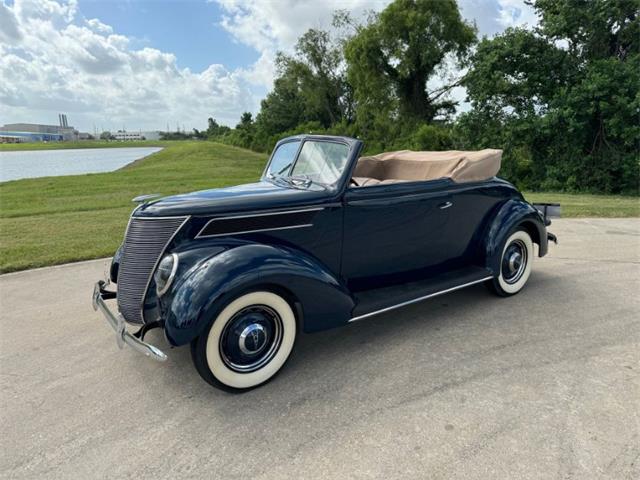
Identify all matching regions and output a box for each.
[348,276,493,323]
[210,206,324,221]
[198,223,313,238]
[195,207,325,239]
[139,215,190,322]
[129,215,192,220]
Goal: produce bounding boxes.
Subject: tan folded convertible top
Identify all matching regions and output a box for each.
[353,149,502,184]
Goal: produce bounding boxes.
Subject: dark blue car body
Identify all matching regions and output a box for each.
[107,135,550,352]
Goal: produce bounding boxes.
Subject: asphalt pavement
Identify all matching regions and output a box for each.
[1,218,638,479]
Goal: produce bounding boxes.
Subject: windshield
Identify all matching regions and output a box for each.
[266,140,300,177]
[266,140,350,188]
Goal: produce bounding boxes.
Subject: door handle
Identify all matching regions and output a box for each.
[438,201,453,210]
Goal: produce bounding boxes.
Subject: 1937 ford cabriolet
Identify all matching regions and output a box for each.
[93,135,557,391]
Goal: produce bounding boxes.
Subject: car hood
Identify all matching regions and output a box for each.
[134,181,332,217]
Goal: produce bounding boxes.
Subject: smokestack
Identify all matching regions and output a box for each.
[59,114,63,127]
[63,114,68,128]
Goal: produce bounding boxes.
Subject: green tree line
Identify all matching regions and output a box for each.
[208,0,639,194]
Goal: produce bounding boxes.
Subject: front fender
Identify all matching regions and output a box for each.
[164,244,354,346]
[484,199,547,274]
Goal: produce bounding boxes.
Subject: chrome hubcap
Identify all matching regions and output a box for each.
[239,323,268,355]
[219,305,283,373]
[502,239,528,284]
[508,251,523,273]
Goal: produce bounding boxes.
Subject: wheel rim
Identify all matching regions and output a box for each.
[501,239,528,284]
[219,305,283,373]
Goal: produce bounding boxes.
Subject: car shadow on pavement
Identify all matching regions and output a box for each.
[140,270,562,411]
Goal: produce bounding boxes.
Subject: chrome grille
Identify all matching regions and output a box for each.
[117,216,187,324]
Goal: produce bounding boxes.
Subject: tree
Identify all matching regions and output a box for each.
[279,28,351,126]
[252,26,351,150]
[459,0,639,193]
[344,0,476,122]
[204,117,230,139]
[534,0,638,61]
[252,73,306,145]
[232,112,255,148]
[99,131,113,140]
[206,117,220,137]
[237,112,253,129]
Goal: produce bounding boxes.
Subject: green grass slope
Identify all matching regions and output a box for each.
[0,141,266,273]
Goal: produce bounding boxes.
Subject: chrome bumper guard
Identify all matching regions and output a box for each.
[92,280,168,362]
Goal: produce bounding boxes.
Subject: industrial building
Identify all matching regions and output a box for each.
[0,115,161,143]
[113,130,161,141]
[0,114,79,143]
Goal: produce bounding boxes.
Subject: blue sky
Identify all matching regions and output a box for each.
[0,0,538,133]
[79,1,258,72]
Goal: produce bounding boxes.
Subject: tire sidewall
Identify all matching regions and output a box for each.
[199,291,297,390]
[496,229,534,295]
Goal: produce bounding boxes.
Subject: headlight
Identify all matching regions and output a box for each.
[155,253,178,296]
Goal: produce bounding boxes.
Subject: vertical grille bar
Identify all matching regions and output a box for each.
[117,216,187,324]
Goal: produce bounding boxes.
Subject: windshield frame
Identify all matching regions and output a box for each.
[262,137,353,190]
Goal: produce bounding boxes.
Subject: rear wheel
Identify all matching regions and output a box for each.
[487,229,534,297]
[191,291,297,392]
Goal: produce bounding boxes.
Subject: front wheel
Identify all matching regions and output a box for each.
[191,291,297,392]
[487,229,534,297]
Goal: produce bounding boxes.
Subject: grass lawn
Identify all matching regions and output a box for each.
[523,192,640,218]
[0,141,266,273]
[0,140,638,273]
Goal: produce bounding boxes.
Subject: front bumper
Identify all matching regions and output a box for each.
[92,280,168,362]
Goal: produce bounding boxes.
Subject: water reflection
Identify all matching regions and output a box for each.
[0,147,163,182]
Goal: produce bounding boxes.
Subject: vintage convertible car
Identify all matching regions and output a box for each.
[93,135,557,391]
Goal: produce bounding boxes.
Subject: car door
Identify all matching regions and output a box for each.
[439,182,508,263]
[341,178,455,290]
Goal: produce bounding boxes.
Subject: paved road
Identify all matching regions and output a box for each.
[1,218,639,479]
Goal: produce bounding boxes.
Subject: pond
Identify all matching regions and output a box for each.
[0,147,163,182]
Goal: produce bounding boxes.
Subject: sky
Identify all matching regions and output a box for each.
[0,0,538,133]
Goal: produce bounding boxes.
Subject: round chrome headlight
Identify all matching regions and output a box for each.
[155,253,178,296]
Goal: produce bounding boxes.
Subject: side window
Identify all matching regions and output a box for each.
[267,141,300,177]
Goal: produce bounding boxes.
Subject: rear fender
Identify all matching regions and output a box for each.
[164,244,354,346]
[484,199,548,274]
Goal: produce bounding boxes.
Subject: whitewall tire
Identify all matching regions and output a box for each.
[191,291,297,391]
[488,229,534,296]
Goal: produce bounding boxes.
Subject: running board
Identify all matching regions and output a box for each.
[350,267,493,323]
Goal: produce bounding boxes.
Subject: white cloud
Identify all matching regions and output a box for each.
[0,1,23,41]
[217,0,386,53]
[0,0,259,131]
[85,18,113,35]
[496,0,538,29]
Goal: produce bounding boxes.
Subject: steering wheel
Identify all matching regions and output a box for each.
[350,178,360,187]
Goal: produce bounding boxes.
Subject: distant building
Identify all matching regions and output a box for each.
[113,130,161,141]
[0,115,79,142]
[0,134,25,143]
[143,131,161,141]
